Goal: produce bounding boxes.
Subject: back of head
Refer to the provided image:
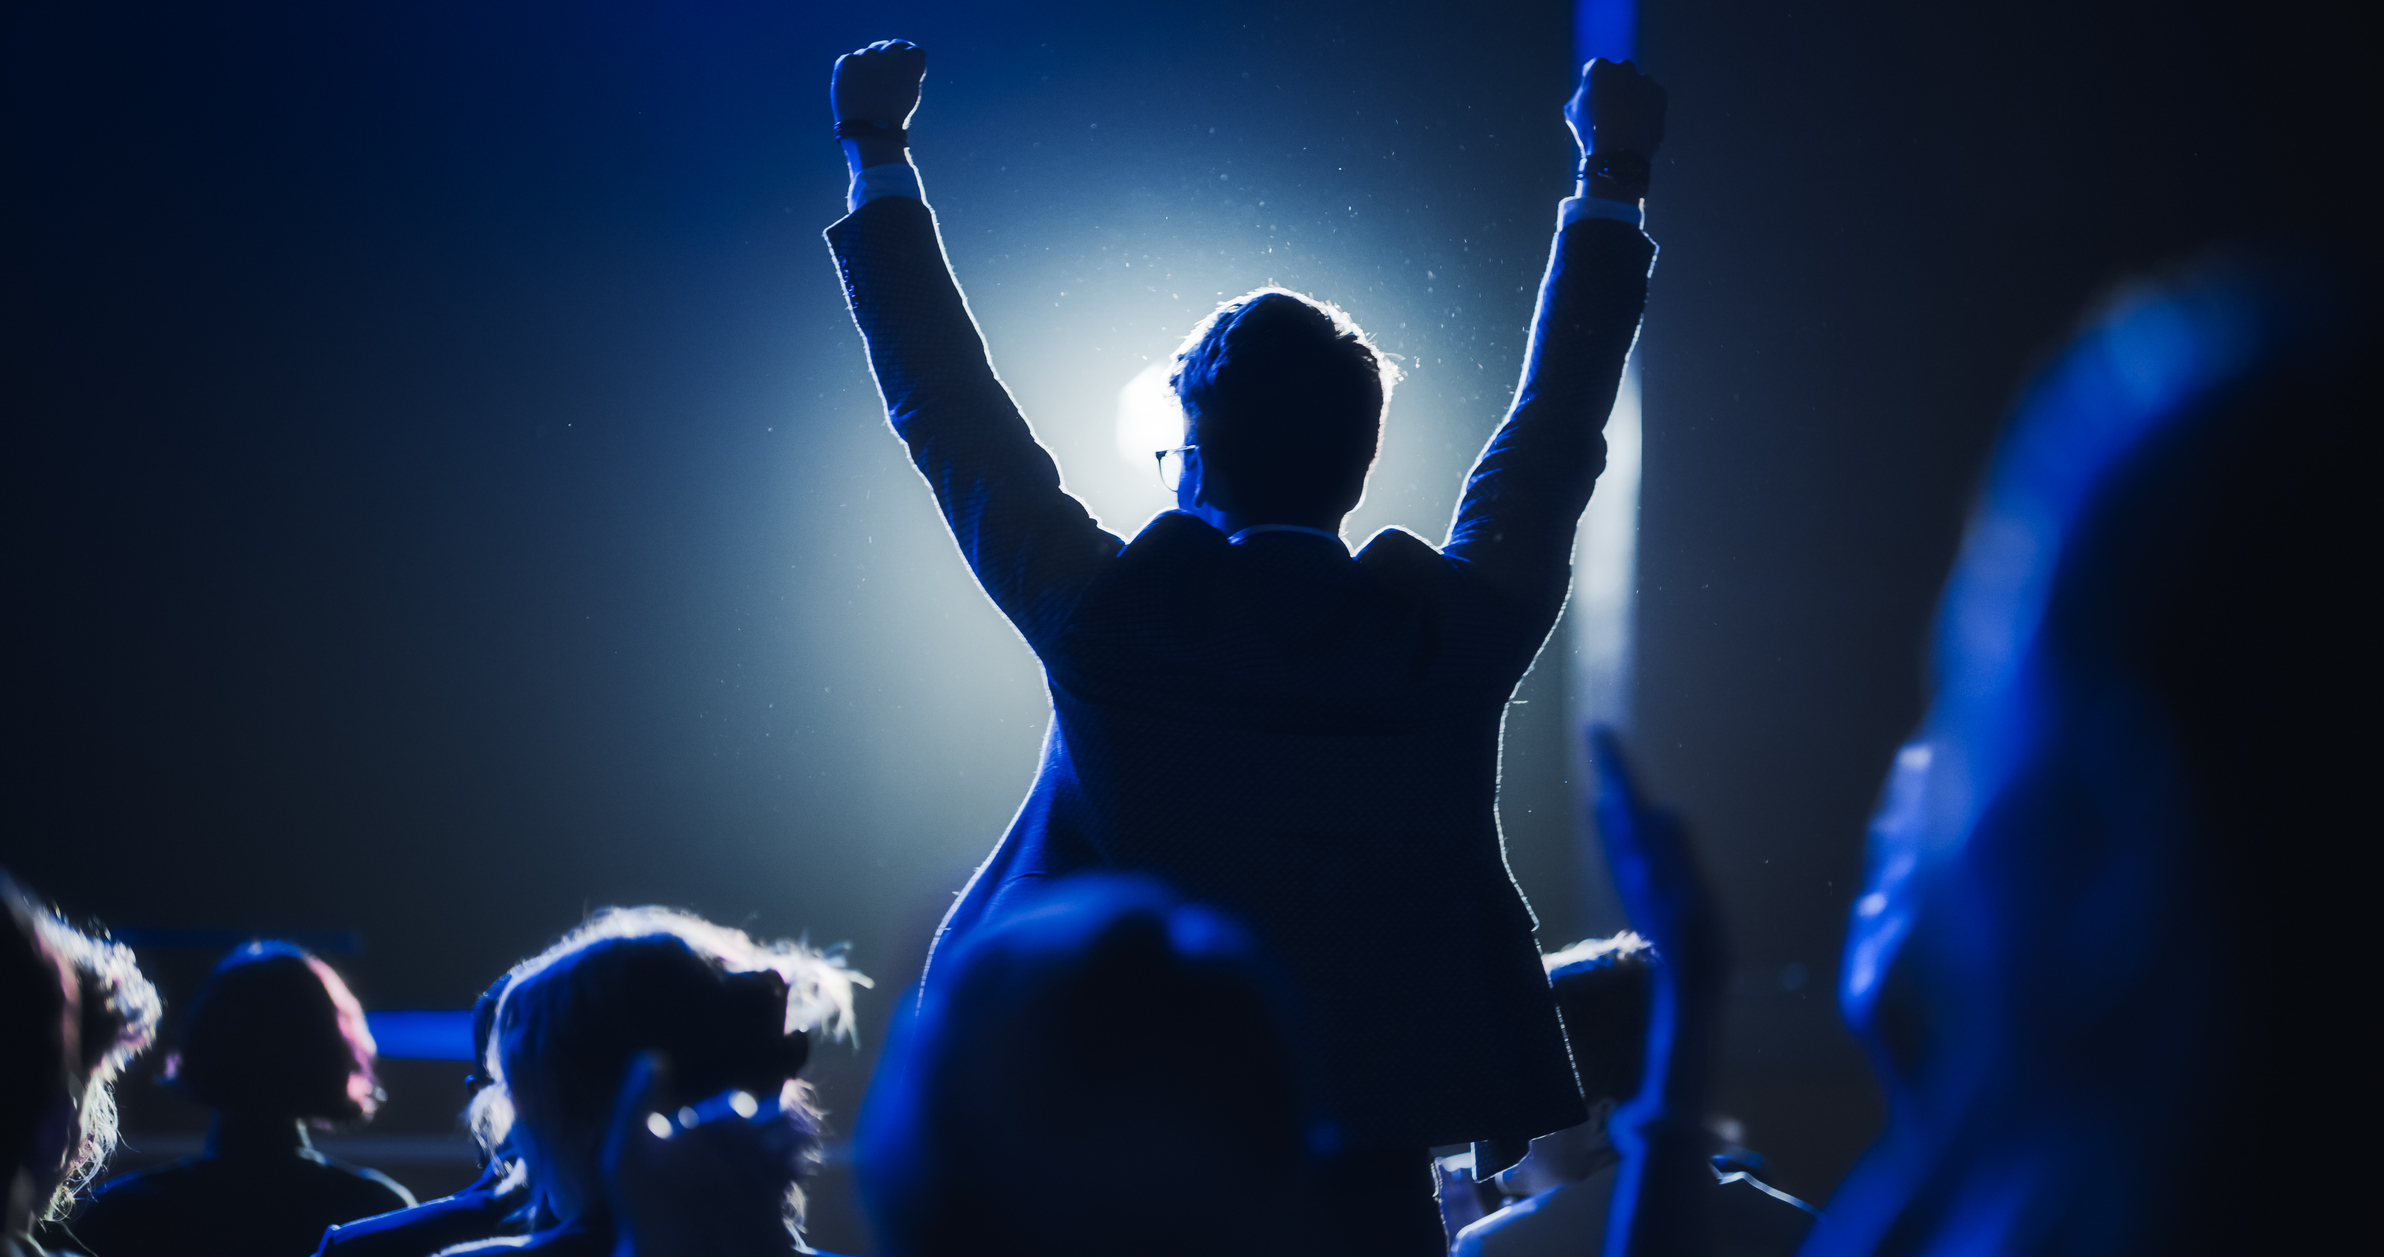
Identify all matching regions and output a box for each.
[1543,933,1655,1106]
[2,873,159,1227]
[858,876,1312,1257]
[1172,288,1394,521]
[476,908,856,1222]
[169,942,378,1124]
[1822,253,2375,1256]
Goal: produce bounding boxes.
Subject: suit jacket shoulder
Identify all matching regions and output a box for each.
[1046,513,1548,727]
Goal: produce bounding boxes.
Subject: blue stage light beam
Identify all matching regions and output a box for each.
[1570,0,1646,736]
[364,1010,478,1061]
[1570,0,1644,939]
[1577,0,1638,66]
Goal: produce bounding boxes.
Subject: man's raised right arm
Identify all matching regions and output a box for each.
[824,41,1120,647]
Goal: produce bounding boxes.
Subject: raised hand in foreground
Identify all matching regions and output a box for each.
[1589,726,1724,1257]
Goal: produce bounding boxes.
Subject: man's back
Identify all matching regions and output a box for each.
[1014,515,1574,1143]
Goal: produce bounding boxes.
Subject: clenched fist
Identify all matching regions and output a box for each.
[1566,58,1668,199]
[832,39,926,130]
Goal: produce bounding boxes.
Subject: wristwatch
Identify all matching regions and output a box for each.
[1580,150,1651,199]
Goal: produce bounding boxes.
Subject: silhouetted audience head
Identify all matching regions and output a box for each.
[75,941,408,1257]
[857,875,1314,1257]
[1,872,159,1234]
[1815,256,2375,1256]
[468,907,857,1242]
[1544,933,1654,1108]
[167,942,381,1126]
[1172,288,1397,521]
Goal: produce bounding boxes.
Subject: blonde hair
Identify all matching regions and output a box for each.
[31,909,161,1221]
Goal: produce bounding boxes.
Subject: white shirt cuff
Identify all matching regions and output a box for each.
[1560,193,1643,230]
[848,163,923,213]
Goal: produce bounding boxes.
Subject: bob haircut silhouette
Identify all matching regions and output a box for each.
[167,942,378,1124]
[1542,932,1655,1106]
[1171,288,1397,522]
[858,875,1315,1257]
[2,871,159,1222]
[469,907,860,1226]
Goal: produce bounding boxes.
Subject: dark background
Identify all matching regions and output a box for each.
[4,0,2366,1251]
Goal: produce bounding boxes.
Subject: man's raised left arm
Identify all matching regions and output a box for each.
[1443,59,1666,620]
[825,41,1121,650]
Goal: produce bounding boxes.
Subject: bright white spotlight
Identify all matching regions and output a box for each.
[1114,360,1185,475]
[1571,362,1643,934]
[1572,362,1641,730]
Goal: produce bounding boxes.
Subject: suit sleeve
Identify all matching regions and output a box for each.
[1442,215,1657,621]
[825,195,1122,650]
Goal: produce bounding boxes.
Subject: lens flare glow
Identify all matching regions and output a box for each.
[1114,361,1185,475]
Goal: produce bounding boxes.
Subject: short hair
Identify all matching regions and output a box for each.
[1,872,159,1223]
[470,907,862,1228]
[858,876,1311,1257]
[167,942,378,1124]
[1171,288,1397,521]
[1544,933,1656,1106]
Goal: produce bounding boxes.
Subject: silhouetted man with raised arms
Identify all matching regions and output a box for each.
[823,40,1666,1254]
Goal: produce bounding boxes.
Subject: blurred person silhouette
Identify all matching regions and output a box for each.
[3,872,161,1257]
[1453,932,1814,1257]
[312,975,537,1257]
[74,943,412,1257]
[1799,255,2375,1256]
[823,40,1667,1253]
[446,908,861,1257]
[854,875,1317,1257]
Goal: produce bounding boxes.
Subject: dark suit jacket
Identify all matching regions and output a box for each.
[827,193,1655,1148]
